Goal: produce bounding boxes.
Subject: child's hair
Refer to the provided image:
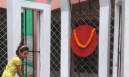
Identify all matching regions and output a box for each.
[16,41,29,56]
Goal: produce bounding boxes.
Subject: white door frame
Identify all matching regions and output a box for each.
[7,0,51,77]
[121,0,129,77]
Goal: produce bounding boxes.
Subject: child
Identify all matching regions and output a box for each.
[2,42,29,77]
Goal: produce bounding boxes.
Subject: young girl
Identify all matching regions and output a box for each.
[2,42,29,77]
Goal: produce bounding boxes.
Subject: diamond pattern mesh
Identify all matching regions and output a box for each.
[71,0,115,77]
[50,0,115,77]
[21,12,24,74]
[109,0,115,76]
[0,8,7,77]
[50,10,61,77]
[71,1,99,77]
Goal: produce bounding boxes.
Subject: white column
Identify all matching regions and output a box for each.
[59,0,71,77]
[121,0,129,77]
[7,0,21,63]
[99,0,111,77]
[112,0,121,77]
[39,6,51,77]
[7,0,21,77]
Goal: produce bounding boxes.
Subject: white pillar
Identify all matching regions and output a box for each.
[121,0,129,77]
[7,0,21,63]
[39,8,51,77]
[7,0,21,77]
[59,0,71,77]
[99,0,111,77]
[112,0,121,77]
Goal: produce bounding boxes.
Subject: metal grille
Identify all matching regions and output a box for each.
[21,12,24,74]
[109,0,115,76]
[23,10,37,77]
[50,10,61,77]
[70,1,99,77]
[70,0,115,77]
[0,8,7,77]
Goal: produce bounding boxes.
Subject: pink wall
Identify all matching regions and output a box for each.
[0,0,88,10]
[34,0,60,10]
[0,0,6,9]
[35,0,88,10]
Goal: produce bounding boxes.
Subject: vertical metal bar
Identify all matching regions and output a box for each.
[117,47,119,77]
[89,0,92,26]
[78,0,81,77]
[25,10,26,49]
[88,0,91,77]
[117,6,120,77]
[78,57,80,77]
[70,0,72,75]
[117,5,120,77]
[119,6,122,77]
[78,0,81,17]
[117,5,121,77]
[32,10,35,77]
[25,9,27,77]
[39,11,40,35]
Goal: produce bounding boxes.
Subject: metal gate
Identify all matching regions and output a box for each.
[49,0,116,77]
[50,9,61,77]
[22,10,41,77]
[23,10,34,77]
[70,0,115,77]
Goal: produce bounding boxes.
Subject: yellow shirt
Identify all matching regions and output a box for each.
[2,56,22,77]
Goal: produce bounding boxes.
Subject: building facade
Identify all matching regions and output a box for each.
[1,0,129,77]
